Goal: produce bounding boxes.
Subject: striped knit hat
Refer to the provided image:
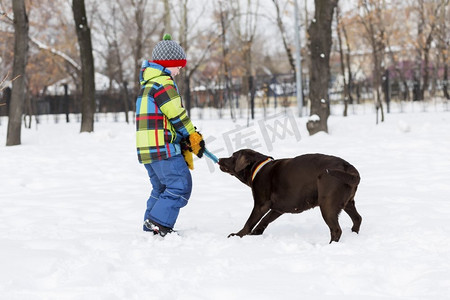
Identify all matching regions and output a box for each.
[152,34,187,68]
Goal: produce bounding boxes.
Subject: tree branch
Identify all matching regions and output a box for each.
[29,36,81,71]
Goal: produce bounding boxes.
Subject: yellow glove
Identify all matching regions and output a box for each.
[189,131,205,158]
[182,149,194,170]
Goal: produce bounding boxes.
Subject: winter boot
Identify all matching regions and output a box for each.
[143,219,173,237]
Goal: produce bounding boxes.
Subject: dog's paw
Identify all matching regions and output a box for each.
[228,232,244,238]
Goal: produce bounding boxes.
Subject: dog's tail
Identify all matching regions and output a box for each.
[325,168,360,186]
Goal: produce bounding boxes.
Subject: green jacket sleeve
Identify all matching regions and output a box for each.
[153,79,195,138]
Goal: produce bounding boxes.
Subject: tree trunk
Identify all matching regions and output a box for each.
[179,0,190,116]
[112,38,129,123]
[218,3,234,120]
[73,0,96,133]
[372,55,384,124]
[183,75,191,115]
[336,5,348,117]
[63,84,70,122]
[24,86,32,128]
[387,42,410,101]
[272,0,296,74]
[359,0,385,123]
[133,1,145,103]
[438,0,449,100]
[341,16,354,106]
[421,32,433,100]
[244,41,255,120]
[307,0,337,135]
[444,64,450,100]
[122,81,130,123]
[6,0,29,146]
[162,0,172,34]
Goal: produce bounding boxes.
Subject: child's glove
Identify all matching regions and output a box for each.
[189,131,205,158]
[182,149,194,170]
[180,131,205,159]
[180,137,191,151]
[180,138,194,169]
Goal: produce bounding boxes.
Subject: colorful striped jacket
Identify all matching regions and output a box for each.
[136,61,195,164]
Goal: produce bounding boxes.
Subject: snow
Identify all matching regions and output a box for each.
[1,103,450,299]
[309,114,321,122]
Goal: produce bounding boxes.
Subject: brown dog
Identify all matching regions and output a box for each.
[218,149,362,243]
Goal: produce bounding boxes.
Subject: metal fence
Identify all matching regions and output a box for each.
[0,74,448,118]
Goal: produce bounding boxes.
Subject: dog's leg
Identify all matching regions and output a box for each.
[317,173,352,244]
[228,205,270,238]
[317,174,344,243]
[320,204,342,243]
[250,210,283,235]
[344,198,362,233]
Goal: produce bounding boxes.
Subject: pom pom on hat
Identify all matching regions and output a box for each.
[152,34,187,68]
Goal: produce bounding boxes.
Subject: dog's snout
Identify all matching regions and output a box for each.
[218,158,232,173]
[218,157,231,166]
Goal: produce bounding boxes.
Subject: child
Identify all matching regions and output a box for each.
[136,34,205,237]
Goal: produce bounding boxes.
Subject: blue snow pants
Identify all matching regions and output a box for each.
[143,154,192,229]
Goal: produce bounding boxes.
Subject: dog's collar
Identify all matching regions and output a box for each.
[251,158,273,182]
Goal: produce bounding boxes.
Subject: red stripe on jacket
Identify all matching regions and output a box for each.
[164,117,171,156]
[154,85,174,98]
[136,115,164,121]
[154,102,160,157]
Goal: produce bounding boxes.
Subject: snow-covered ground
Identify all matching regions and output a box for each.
[1,102,449,300]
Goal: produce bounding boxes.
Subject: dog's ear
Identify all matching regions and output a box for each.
[235,154,251,173]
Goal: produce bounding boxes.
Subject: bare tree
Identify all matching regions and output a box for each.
[217,0,235,120]
[6,0,28,146]
[384,3,410,102]
[413,0,448,100]
[336,4,352,117]
[97,5,130,123]
[1,2,16,88]
[73,0,95,132]
[358,0,385,124]
[160,0,223,118]
[341,11,354,107]
[182,28,224,118]
[3,0,449,124]
[1,0,84,104]
[162,0,172,34]
[178,0,190,112]
[271,0,296,74]
[130,0,147,96]
[306,0,337,135]
[234,0,260,120]
[117,0,160,100]
[435,0,449,99]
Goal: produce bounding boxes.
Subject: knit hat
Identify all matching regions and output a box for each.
[152,34,187,68]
